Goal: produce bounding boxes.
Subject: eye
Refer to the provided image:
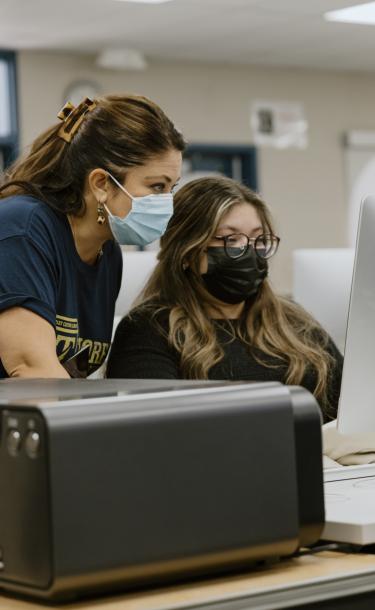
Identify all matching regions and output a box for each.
[225,235,239,245]
[150,183,166,193]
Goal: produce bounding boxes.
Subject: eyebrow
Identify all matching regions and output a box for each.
[144,175,180,184]
[218,224,263,234]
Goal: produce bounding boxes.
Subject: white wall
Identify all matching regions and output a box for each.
[17,51,375,293]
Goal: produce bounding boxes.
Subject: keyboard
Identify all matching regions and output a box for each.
[323,464,375,544]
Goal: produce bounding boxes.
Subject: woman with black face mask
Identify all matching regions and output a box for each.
[107,176,343,422]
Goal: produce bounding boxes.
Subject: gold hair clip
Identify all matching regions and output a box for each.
[57,97,97,143]
[57,101,75,122]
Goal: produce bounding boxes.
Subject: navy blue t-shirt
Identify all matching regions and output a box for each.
[0,195,123,377]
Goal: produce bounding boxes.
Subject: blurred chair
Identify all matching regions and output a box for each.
[292,249,355,353]
[115,250,158,318]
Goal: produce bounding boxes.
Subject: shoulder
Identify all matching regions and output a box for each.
[115,307,170,341]
[107,306,179,379]
[0,195,64,242]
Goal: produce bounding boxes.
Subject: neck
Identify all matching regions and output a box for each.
[68,208,112,265]
[207,300,245,319]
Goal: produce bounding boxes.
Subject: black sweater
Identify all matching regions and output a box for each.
[107,311,343,422]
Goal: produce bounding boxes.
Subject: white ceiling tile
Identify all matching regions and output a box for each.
[1,0,375,71]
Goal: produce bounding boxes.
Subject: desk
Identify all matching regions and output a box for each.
[2,552,375,610]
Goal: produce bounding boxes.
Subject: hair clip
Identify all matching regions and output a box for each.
[57,101,75,122]
[57,97,97,143]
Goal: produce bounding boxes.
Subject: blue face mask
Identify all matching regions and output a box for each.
[105,173,173,246]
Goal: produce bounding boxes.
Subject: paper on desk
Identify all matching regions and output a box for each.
[323,420,375,466]
[323,455,342,468]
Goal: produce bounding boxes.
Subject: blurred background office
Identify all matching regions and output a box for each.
[1,0,375,343]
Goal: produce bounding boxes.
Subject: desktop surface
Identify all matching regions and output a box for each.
[1,551,375,610]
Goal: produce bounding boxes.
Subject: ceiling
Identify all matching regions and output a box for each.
[2,0,375,72]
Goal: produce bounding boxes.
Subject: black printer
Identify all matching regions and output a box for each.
[0,379,324,601]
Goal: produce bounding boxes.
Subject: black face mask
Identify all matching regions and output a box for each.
[201,247,268,305]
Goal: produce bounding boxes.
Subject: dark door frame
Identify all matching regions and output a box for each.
[184,144,258,190]
[0,50,19,169]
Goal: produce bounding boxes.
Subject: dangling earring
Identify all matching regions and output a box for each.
[97,201,106,225]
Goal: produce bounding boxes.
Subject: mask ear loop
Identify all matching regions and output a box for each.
[107,172,133,199]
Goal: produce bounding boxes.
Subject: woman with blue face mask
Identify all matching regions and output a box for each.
[0,94,184,378]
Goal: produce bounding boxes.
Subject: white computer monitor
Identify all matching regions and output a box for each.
[292,248,354,353]
[338,196,375,434]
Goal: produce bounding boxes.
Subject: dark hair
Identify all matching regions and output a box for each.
[0,94,185,215]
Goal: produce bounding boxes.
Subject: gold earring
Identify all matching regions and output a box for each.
[97,201,106,225]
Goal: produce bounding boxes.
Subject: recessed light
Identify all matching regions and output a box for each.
[325,2,375,25]
[96,48,147,71]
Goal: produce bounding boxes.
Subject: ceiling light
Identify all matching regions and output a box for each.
[114,0,175,4]
[96,48,148,71]
[325,2,375,25]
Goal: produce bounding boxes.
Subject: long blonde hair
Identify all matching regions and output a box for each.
[135,176,335,417]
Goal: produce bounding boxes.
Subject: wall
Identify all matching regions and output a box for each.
[17,51,375,293]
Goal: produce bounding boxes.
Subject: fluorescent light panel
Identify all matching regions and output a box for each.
[325,2,375,25]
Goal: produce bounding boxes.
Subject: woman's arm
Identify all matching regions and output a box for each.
[107,313,180,379]
[0,307,69,378]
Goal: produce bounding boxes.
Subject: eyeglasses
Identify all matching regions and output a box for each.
[212,233,280,260]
